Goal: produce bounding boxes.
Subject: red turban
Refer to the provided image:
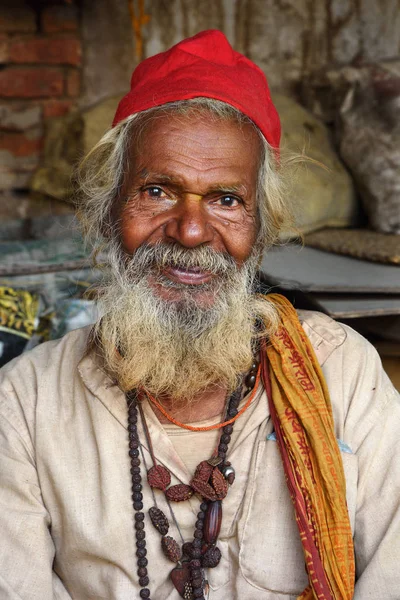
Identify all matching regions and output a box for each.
[112,30,281,149]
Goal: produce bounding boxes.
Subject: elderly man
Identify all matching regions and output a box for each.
[0,30,399,600]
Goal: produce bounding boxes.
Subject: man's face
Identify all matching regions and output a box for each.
[119,112,261,304]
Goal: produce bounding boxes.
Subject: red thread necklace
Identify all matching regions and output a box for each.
[143,362,261,432]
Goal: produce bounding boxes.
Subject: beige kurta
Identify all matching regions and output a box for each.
[0,310,399,599]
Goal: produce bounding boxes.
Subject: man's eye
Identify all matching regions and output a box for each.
[219,195,240,207]
[144,186,165,198]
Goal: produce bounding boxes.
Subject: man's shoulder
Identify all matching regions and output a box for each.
[0,327,94,435]
[296,309,347,366]
[296,307,387,370]
[0,325,92,387]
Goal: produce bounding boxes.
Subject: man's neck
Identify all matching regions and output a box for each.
[150,384,229,425]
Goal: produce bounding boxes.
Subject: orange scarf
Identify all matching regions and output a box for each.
[261,294,355,600]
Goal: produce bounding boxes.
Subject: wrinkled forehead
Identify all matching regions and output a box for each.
[124,110,263,194]
[127,103,264,170]
[129,99,262,146]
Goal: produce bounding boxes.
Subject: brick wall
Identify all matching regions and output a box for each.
[0,1,81,193]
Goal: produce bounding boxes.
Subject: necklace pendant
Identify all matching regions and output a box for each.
[170,562,192,599]
[204,500,222,545]
[207,456,223,467]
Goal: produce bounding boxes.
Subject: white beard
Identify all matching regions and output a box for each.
[94,241,277,400]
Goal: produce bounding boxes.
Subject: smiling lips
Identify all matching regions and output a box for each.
[162,264,213,285]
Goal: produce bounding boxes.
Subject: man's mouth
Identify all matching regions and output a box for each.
[162,264,214,285]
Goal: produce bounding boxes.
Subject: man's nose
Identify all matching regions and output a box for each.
[164,195,214,248]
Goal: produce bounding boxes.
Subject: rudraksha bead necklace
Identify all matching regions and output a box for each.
[126,358,260,599]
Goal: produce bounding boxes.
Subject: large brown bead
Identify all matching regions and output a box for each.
[182,542,193,558]
[194,460,213,482]
[166,483,193,502]
[149,506,169,535]
[202,545,222,568]
[161,535,182,563]
[203,500,222,545]
[211,467,228,500]
[147,465,171,491]
[190,478,217,502]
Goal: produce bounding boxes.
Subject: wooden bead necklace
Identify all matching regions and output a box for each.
[126,358,260,599]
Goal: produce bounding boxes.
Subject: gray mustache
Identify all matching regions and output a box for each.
[129,243,238,276]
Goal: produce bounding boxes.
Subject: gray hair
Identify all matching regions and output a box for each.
[74,98,292,251]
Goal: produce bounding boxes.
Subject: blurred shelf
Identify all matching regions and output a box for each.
[261,245,400,294]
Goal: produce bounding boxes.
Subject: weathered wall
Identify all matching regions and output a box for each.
[144,0,400,95]
[80,0,400,108]
[0,0,81,197]
[80,0,135,108]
